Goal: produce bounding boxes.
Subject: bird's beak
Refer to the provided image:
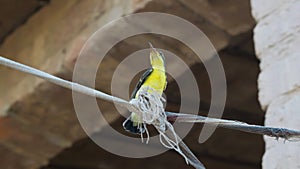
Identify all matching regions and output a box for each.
[149,42,157,52]
[149,42,158,61]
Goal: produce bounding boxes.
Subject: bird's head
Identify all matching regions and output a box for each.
[149,43,165,71]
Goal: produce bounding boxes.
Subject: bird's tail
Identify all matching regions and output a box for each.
[123,117,145,135]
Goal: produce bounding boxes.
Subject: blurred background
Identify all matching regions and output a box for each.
[0,0,299,169]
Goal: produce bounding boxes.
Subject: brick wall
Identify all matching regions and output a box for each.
[251,0,300,168]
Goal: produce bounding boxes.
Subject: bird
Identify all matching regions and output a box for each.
[123,43,167,134]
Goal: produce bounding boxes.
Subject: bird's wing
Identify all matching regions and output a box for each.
[130,68,153,99]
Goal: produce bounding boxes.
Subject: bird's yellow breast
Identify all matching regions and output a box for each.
[138,69,166,96]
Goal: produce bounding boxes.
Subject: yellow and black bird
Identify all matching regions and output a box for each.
[123,43,167,134]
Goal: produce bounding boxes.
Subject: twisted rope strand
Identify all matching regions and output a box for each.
[1,56,300,169]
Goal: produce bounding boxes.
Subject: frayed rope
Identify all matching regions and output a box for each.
[130,87,189,164]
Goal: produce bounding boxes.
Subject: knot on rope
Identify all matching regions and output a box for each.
[130,87,189,164]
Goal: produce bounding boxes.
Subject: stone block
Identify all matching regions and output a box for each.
[263,88,300,169]
[258,55,300,109]
[251,0,289,21]
[253,0,300,63]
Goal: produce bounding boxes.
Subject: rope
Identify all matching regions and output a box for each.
[0,56,138,113]
[166,112,300,141]
[1,55,300,169]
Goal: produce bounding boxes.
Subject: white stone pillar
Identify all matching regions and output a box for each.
[251,0,300,168]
